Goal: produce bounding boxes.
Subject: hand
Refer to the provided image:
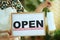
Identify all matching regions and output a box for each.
[45,1,51,7]
[35,0,51,12]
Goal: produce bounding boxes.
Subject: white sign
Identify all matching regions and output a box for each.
[47,12,56,31]
[12,13,45,36]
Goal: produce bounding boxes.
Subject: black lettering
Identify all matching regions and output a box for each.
[22,21,28,28]
[36,20,43,27]
[29,20,35,28]
[13,21,21,29]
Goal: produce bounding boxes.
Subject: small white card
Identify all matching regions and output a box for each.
[47,12,56,31]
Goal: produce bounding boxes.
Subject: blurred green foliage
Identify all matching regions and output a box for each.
[24,0,42,12]
[50,0,54,1]
[54,30,60,40]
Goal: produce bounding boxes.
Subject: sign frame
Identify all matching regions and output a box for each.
[11,12,46,36]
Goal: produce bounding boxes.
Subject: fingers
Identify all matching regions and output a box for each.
[47,2,51,7]
[47,0,51,7]
[35,0,51,12]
